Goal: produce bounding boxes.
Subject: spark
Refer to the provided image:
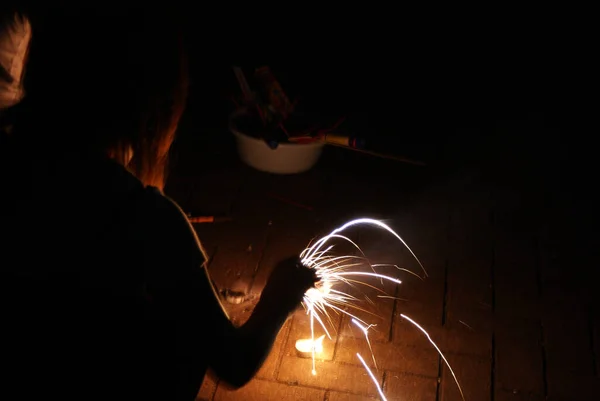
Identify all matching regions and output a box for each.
[400,314,466,401]
[376,295,409,301]
[351,318,377,369]
[356,353,387,401]
[296,217,463,400]
[459,320,474,331]
[300,218,424,349]
[300,218,426,278]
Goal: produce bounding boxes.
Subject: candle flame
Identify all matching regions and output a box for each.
[295,334,325,354]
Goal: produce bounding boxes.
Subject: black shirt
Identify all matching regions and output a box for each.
[1,155,216,400]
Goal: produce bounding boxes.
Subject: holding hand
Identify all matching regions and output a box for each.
[259,257,318,317]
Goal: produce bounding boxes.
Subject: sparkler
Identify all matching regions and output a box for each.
[297,218,464,401]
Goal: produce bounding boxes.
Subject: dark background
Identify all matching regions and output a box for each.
[171,11,597,290]
[16,5,590,192]
[175,9,592,175]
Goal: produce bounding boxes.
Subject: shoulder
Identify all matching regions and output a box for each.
[139,186,209,266]
[141,187,190,231]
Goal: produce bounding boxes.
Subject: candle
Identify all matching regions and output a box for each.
[295,335,325,358]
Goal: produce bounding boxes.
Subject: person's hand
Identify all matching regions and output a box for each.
[258,257,318,317]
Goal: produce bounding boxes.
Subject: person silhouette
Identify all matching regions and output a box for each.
[1,7,316,400]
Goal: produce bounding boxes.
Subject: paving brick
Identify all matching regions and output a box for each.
[404,240,447,281]
[493,232,541,322]
[256,320,292,380]
[201,246,261,325]
[447,227,493,264]
[167,139,599,401]
[494,285,540,324]
[194,167,276,255]
[447,184,493,226]
[340,307,393,344]
[536,228,562,286]
[230,168,277,214]
[396,277,445,307]
[185,167,246,215]
[250,231,315,294]
[384,373,437,401]
[284,309,340,361]
[205,233,268,297]
[338,272,396,344]
[447,259,493,307]
[278,356,384,397]
[593,315,600,378]
[394,299,444,330]
[445,274,494,358]
[494,388,545,401]
[494,318,544,395]
[543,295,599,401]
[335,336,439,378]
[196,373,218,401]
[394,316,444,350]
[396,313,492,364]
[398,204,447,242]
[268,169,328,212]
[327,391,378,401]
[194,199,275,249]
[493,231,538,284]
[440,354,491,401]
[316,171,378,222]
[542,292,596,380]
[355,223,422,268]
[441,316,493,358]
[199,181,277,292]
[447,229,493,276]
[213,379,325,401]
[388,213,449,281]
[544,372,600,401]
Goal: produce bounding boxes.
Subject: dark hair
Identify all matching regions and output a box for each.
[18,7,189,189]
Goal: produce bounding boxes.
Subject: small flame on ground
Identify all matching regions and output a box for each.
[295,334,325,354]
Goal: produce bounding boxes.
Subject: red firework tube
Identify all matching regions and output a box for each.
[324,134,366,149]
[188,216,233,224]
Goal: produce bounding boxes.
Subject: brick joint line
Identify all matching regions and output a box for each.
[490,206,496,401]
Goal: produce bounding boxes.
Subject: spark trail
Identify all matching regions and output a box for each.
[296,218,464,401]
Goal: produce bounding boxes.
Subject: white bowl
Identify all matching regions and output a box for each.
[229,111,324,174]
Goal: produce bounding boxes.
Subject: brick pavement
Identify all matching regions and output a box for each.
[164,132,600,401]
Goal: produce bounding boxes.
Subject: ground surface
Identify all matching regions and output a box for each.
[165,117,599,401]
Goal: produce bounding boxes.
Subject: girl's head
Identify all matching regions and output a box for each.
[21,7,189,189]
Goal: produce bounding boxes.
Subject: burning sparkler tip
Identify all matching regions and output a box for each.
[296,217,447,400]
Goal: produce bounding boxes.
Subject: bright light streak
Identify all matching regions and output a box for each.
[400,314,465,401]
[295,217,463,401]
[357,353,387,401]
[351,318,377,369]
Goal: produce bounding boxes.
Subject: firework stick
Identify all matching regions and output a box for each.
[187,216,233,224]
[323,134,366,149]
[325,141,426,166]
